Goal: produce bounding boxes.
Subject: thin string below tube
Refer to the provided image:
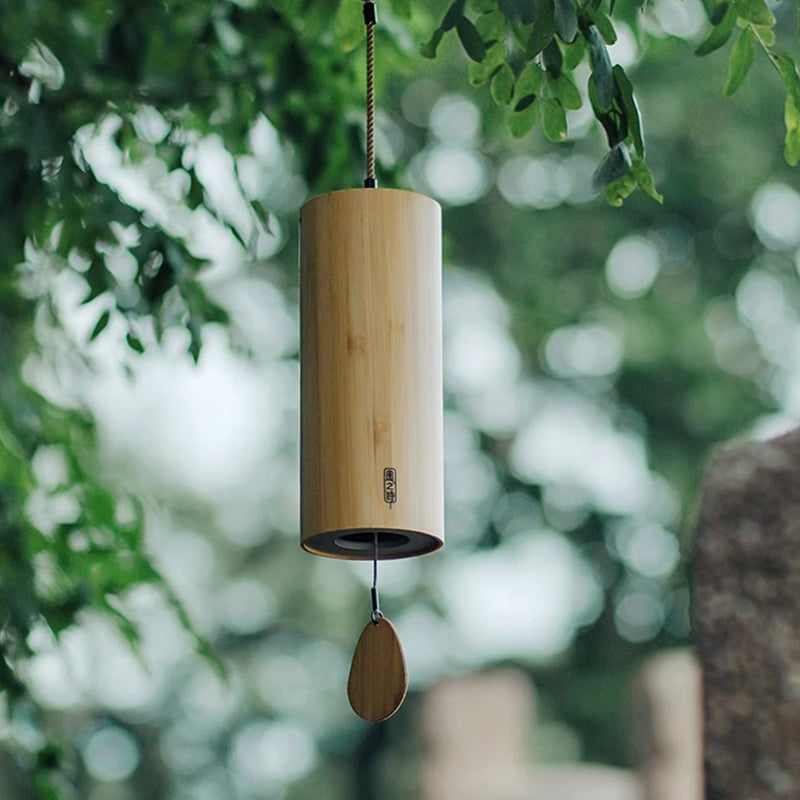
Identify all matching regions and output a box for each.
[371,531,383,623]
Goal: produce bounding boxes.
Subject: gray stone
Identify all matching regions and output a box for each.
[694,428,800,800]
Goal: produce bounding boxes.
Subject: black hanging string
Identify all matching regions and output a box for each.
[362,0,377,188]
[371,530,383,623]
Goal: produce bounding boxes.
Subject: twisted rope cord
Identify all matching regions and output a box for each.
[364,2,377,187]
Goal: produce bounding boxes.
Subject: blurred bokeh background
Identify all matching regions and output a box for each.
[1,0,800,797]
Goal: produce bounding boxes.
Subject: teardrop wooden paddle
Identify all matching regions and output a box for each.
[347,617,408,722]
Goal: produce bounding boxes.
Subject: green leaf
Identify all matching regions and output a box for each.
[476,10,506,43]
[752,24,775,45]
[592,142,632,191]
[605,173,638,206]
[585,7,617,44]
[515,94,537,111]
[586,24,615,111]
[499,0,535,23]
[632,156,663,203]
[543,96,567,140]
[125,332,145,353]
[725,27,755,96]
[83,484,117,528]
[709,1,730,25]
[733,0,775,26]
[554,0,578,42]
[333,0,364,52]
[785,94,800,165]
[457,17,488,60]
[613,65,644,156]
[491,63,515,104]
[467,40,506,84]
[543,38,563,77]
[695,4,737,55]
[421,28,444,58]
[589,74,625,146]
[512,62,544,104]
[509,20,532,49]
[770,52,800,106]
[471,0,497,11]
[563,37,585,69]
[527,0,555,57]
[442,0,468,30]
[509,97,541,136]
[188,320,202,362]
[89,310,110,341]
[547,73,582,109]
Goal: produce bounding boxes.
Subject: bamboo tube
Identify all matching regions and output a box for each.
[300,188,443,559]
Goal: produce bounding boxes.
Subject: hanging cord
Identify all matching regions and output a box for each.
[371,531,383,623]
[362,0,378,188]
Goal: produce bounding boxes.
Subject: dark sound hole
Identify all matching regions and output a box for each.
[335,532,410,551]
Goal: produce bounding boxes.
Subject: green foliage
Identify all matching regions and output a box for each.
[528,0,556,58]
[427,0,659,198]
[491,63,515,104]
[725,28,756,96]
[335,0,368,52]
[733,0,775,27]
[695,4,737,55]
[0,1,382,791]
[585,24,615,111]
[509,96,542,135]
[422,0,466,56]
[543,96,568,140]
[785,94,800,164]
[548,73,582,110]
[614,65,643,158]
[631,156,664,203]
[770,50,800,164]
[553,0,578,43]
[0,391,197,727]
[456,16,488,61]
[424,0,800,203]
[694,0,800,162]
[593,142,633,196]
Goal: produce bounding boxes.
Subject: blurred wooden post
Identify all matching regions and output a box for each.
[419,669,643,800]
[694,428,800,799]
[633,650,703,800]
[419,669,534,800]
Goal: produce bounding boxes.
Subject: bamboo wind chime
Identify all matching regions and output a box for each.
[299,0,444,721]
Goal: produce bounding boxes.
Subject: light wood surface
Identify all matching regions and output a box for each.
[300,188,444,559]
[347,617,408,722]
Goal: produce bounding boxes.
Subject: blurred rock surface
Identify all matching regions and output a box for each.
[694,428,800,800]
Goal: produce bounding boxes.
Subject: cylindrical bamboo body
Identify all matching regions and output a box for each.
[300,188,443,560]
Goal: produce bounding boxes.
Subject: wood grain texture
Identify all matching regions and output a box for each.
[300,188,443,559]
[347,617,408,722]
